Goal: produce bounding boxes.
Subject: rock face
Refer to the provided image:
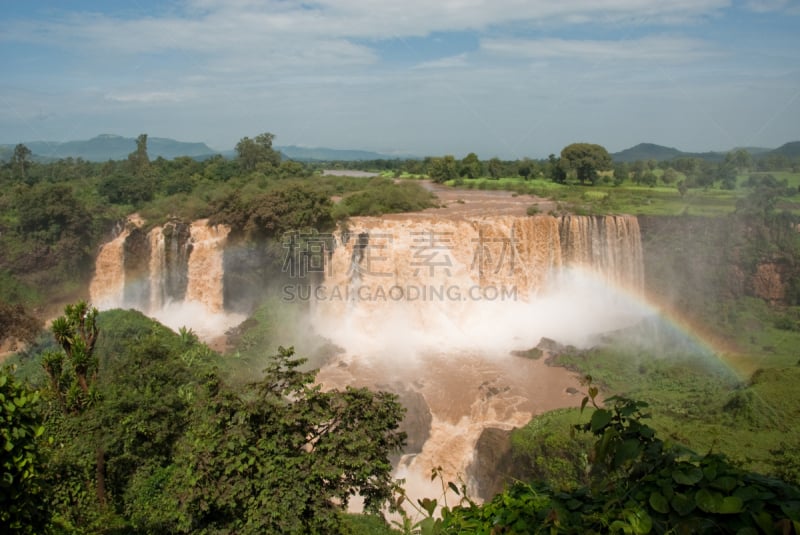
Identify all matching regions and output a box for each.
[397,390,433,456]
[470,427,514,501]
[638,215,800,308]
[751,262,789,304]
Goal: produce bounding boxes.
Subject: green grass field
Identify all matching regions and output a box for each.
[445,173,800,217]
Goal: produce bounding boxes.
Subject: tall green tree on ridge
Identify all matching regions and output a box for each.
[560,142,613,185]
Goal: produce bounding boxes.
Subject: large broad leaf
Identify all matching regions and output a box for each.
[711,476,739,493]
[614,438,641,467]
[696,488,723,513]
[718,496,743,514]
[590,409,612,432]
[672,467,704,486]
[670,492,696,516]
[649,491,670,514]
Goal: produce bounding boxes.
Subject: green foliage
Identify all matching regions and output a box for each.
[333,180,436,218]
[25,307,405,534]
[0,369,50,533]
[460,152,482,179]
[209,182,334,239]
[11,144,33,181]
[45,302,99,413]
[15,183,91,244]
[236,132,281,172]
[162,346,406,533]
[560,143,613,185]
[98,169,156,205]
[340,513,400,534]
[509,409,592,490]
[428,156,458,184]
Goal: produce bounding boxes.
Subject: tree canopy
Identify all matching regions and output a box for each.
[560,143,613,185]
[236,132,281,171]
[25,306,406,533]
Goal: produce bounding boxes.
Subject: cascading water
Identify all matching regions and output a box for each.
[90,218,244,341]
[310,213,649,503]
[185,222,228,313]
[89,227,131,310]
[148,227,166,311]
[89,210,650,504]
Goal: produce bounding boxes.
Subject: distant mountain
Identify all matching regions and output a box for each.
[610,143,769,163]
[770,141,800,159]
[2,134,218,162]
[276,145,411,161]
[0,135,412,162]
[612,143,686,163]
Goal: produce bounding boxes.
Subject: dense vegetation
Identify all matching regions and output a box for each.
[4,304,405,533]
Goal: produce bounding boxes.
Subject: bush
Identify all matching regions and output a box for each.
[335,181,435,218]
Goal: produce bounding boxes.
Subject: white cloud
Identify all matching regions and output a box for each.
[744,0,797,12]
[413,53,469,70]
[105,91,187,104]
[481,36,717,63]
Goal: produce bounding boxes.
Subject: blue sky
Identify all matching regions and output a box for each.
[1,0,798,158]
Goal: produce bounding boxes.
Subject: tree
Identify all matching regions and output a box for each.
[547,154,566,184]
[716,161,738,190]
[560,143,613,185]
[487,157,503,180]
[641,170,657,187]
[166,346,406,533]
[518,158,536,181]
[0,369,50,533]
[15,182,91,244]
[11,144,32,181]
[726,148,752,172]
[428,155,458,184]
[47,301,99,406]
[43,302,106,511]
[236,132,281,172]
[661,167,679,185]
[43,309,214,531]
[127,134,150,177]
[631,160,646,184]
[613,162,628,186]
[460,153,482,178]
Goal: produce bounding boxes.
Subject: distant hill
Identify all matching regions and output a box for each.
[276,145,410,162]
[1,134,218,162]
[0,135,411,162]
[770,141,800,159]
[610,142,784,163]
[612,143,686,163]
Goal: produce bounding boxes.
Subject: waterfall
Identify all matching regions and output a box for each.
[560,214,643,291]
[89,227,132,309]
[311,214,645,356]
[311,213,649,502]
[90,218,243,340]
[148,227,166,311]
[185,220,229,312]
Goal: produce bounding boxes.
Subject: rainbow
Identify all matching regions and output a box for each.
[636,288,748,379]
